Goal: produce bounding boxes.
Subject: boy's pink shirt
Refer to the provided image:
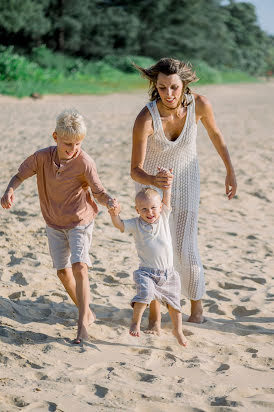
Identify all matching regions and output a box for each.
[17,146,106,229]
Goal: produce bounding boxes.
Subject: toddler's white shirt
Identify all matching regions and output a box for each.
[123,204,173,270]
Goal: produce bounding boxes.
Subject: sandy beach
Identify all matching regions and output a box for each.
[0,82,273,411]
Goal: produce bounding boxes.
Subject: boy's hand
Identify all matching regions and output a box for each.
[155,167,173,188]
[1,189,14,209]
[108,199,121,216]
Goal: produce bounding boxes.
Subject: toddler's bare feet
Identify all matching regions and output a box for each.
[129,322,141,337]
[172,329,187,347]
[144,320,161,336]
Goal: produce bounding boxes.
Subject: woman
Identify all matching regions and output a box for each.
[131,58,237,328]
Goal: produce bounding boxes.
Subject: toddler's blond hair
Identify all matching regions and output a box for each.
[55,109,87,141]
[135,187,161,204]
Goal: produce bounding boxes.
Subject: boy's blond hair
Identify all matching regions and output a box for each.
[135,187,161,203]
[55,109,87,141]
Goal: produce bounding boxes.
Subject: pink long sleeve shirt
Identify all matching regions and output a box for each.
[17,146,106,229]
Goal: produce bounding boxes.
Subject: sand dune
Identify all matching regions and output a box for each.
[0,82,273,411]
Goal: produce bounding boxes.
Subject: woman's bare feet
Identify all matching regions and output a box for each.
[129,322,141,337]
[172,329,187,346]
[144,320,161,336]
[188,299,204,323]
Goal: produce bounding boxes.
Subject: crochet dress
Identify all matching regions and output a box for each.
[135,95,205,300]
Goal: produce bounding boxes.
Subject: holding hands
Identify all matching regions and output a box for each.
[108,198,121,216]
[154,167,174,189]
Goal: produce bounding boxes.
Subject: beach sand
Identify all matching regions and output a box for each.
[0,82,273,411]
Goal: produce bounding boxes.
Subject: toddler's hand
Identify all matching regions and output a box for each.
[108,199,121,216]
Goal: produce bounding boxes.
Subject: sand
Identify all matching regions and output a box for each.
[0,82,273,411]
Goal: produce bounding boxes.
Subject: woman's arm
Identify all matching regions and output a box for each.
[131,107,173,189]
[196,95,237,200]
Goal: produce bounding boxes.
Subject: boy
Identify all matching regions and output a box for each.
[1,109,114,344]
[108,169,187,346]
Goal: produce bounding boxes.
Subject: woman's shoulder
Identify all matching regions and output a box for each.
[133,104,154,135]
[192,92,212,115]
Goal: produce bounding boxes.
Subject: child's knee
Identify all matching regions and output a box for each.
[72,262,88,276]
[57,268,71,278]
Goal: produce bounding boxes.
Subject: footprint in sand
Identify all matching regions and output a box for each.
[211,397,241,407]
[232,306,260,317]
[12,397,30,408]
[139,372,157,383]
[116,271,130,279]
[208,303,226,315]
[241,276,266,285]
[94,384,109,398]
[219,282,256,291]
[207,290,231,302]
[216,363,230,372]
[10,272,28,286]
[8,291,26,300]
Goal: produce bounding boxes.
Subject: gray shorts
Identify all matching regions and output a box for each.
[131,267,181,312]
[46,221,94,270]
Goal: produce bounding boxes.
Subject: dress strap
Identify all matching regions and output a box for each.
[146,101,161,134]
[187,94,196,124]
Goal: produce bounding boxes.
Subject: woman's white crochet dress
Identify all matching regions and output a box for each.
[135,95,205,300]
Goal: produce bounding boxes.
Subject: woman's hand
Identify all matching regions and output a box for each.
[225,172,237,200]
[153,167,174,188]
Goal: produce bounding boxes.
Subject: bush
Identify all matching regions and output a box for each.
[31,45,84,75]
[101,55,155,73]
[0,45,60,82]
[192,60,222,84]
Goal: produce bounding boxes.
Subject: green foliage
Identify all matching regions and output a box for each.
[0,46,259,98]
[101,56,155,73]
[192,60,222,85]
[0,46,58,82]
[0,0,50,38]
[31,45,84,75]
[0,0,272,76]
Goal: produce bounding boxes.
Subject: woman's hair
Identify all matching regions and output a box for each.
[134,58,199,106]
[55,109,87,140]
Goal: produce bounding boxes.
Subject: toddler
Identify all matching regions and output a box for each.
[108,169,187,346]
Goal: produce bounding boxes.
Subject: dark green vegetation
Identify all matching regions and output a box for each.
[0,0,273,97]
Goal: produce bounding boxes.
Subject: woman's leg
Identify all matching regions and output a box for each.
[170,210,205,323]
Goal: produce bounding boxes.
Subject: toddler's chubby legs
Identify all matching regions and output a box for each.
[168,305,187,347]
[130,302,147,337]
[57,264,95,342]
[144,300,161,336]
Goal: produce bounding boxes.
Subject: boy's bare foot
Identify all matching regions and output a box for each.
[75,322,89,343]
[144,320,161,336]
[172,329,187,347]
[129,322,141,337]
[88,309,96,324]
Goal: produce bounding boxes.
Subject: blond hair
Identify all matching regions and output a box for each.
[134,57,198,107]
[135,187,161,203]
[55,109,87,140]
